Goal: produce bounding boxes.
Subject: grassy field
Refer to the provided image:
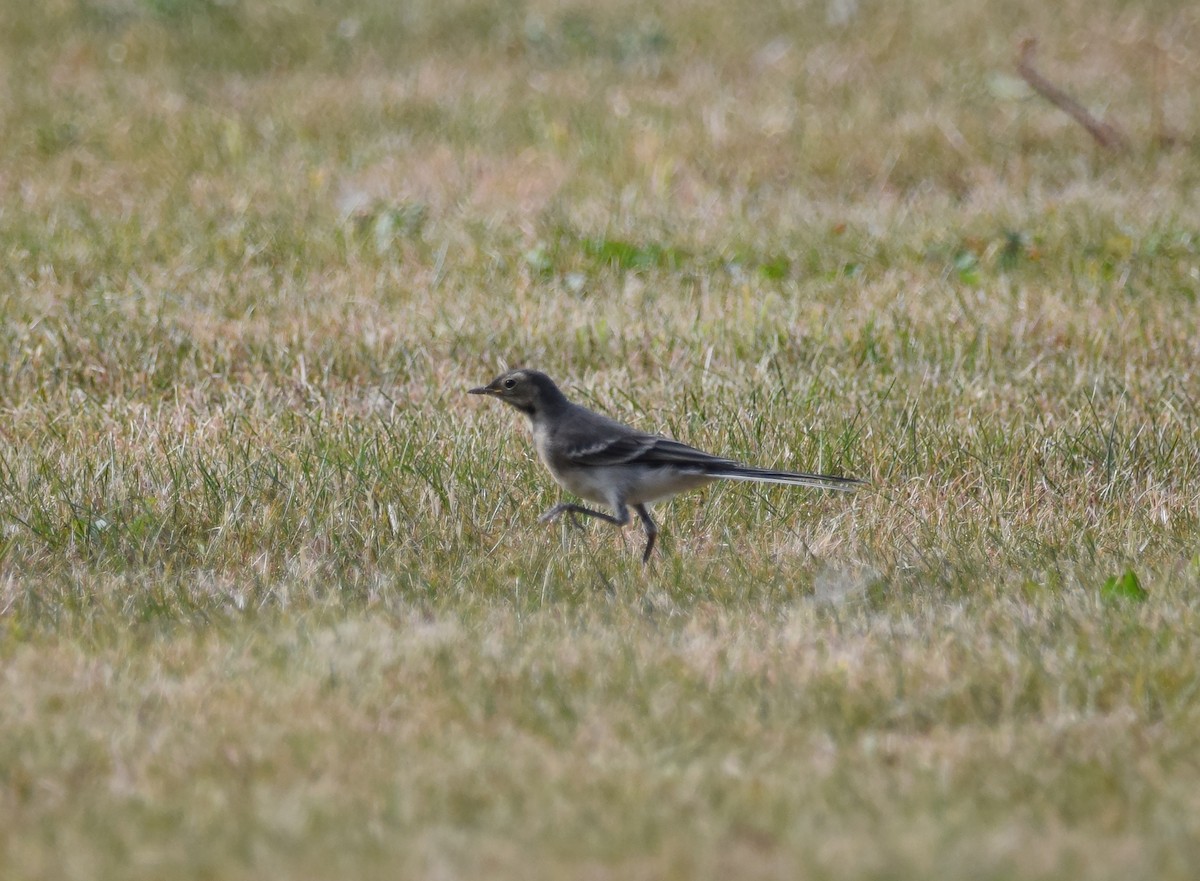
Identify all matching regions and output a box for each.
[3,0,1200,878]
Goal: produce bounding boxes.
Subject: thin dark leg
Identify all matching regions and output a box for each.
[539,503,629,527]
[633,504,658,563]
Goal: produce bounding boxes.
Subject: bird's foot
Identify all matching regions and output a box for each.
[539,504,586,530]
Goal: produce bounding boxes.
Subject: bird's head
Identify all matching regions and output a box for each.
[468,368,567,416]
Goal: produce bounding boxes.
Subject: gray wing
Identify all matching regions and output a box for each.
[558,406,737,470]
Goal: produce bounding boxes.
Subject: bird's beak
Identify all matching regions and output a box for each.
[468,384,495,396]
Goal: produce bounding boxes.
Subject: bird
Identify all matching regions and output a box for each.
[469,369,866,563]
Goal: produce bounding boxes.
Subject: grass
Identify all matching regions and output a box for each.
[2,0,1200,878]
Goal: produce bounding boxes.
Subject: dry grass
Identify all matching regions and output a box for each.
[2,1,1200,879]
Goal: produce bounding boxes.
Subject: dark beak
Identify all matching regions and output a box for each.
[468,385,494,396]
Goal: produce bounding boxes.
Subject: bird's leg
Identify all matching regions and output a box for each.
[539,503,629,530]
[546,503,585,530]
[632,504,658,563]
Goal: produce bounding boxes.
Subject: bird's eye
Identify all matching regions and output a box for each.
[503,378,517,389]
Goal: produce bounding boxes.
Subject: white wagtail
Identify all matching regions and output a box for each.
[470,368,866,562]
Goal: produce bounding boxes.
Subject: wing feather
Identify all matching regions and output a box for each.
[565,433,736,470]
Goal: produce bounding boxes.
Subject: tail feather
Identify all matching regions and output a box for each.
[706,465,866,492]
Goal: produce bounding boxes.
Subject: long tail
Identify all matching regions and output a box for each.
[706,465,867,492]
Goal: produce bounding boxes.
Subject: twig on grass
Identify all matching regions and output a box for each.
[1017,37,1128,152]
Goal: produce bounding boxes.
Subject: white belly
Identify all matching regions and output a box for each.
[548,462,716,508]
